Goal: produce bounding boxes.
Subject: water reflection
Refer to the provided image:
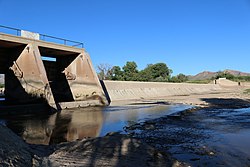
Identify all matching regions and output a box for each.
[6,107,103,145]
[49,108,103,144]
[4,104,191,145]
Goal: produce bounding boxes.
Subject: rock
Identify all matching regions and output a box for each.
[145,124,156,130]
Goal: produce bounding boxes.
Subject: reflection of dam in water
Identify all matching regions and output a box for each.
[4,104,191,145]
[6,107,104,145]
[49,108,104,144]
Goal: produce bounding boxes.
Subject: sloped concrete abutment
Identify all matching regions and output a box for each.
[0,33,108,111]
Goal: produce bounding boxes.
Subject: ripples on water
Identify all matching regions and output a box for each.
[1,104,191,145]
[158,107,250,166]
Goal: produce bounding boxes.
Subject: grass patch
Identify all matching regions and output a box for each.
[0,84,4,88]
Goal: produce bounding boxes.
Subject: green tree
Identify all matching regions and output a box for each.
[140,63,172,82]
[171,73,188,83]
[137,69,152,81]
[215,72,235,80]
[122,61,139,81]
[111,66,124,80]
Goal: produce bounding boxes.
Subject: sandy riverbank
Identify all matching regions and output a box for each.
[1,85,250,166]
[0,124,179,167]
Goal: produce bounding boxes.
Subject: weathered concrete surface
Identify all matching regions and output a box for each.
[63,53,108,105]
[214,78,250,87]
[215,78,240,87]
[103,80,223,101]
[6,43,55,105]
[0,33,83,54]
[0,33,108,109]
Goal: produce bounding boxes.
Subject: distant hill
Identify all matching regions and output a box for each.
[188,69,250,81]
[223,69,250,76]
[188,71,217,81]
[0,74,4,84]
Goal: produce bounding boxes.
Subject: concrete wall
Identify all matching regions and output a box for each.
[215,78,239,87]
[0,34,108,110]
[103,80,222,101]
[242,82,250,87]
[215,78,250,87]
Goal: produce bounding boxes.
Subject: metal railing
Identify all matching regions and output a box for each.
[0,25,21,36]
[0,25,84,48]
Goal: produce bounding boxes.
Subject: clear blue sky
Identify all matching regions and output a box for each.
[1,0,250,75]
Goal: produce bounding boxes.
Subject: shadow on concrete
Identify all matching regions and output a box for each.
[43,57,75,103]
[4,70,48,105]
[0,69,55,115]
[200,98,250,109]
[99,80,111,104]
[0,45,56,115]
[0,45,26,73]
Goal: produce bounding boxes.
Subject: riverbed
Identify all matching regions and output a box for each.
[1,103,191,145]
[125,106,250,166]
[1,92,250,166]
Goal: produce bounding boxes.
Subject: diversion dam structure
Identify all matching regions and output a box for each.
[103,80,223,102]
[0,26,108,111]
[0,26,242,113]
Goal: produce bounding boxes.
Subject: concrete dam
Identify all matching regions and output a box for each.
[0,26,108,111]
[0,26,230,112]
[103,80,222,102]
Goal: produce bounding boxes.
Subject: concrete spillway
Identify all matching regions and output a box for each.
[0,33,108,111]
[103,80,222,101]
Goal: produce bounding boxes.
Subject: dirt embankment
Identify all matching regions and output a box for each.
[0,125,33,166]
[0,125,179,167]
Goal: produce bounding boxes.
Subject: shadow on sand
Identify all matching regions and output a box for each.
[200,98,250,108]
[42,133,175,167]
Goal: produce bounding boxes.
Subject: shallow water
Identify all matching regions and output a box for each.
[1,104,191,145]
[127,107,250,166]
